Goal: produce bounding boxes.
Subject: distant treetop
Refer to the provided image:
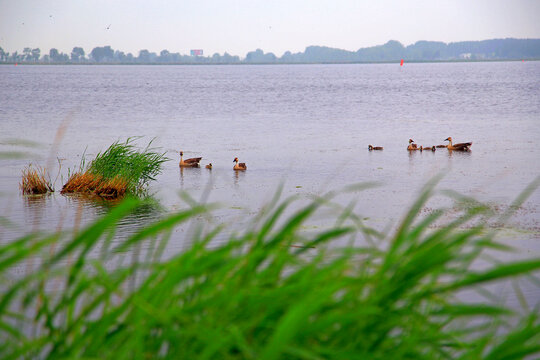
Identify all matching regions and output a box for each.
[1,38,539,64]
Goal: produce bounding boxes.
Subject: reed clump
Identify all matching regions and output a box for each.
[61,138,167,198]
[19,165,54,195]
[61,172,103,194]
[95,175,129,198]
[2,180,540,359]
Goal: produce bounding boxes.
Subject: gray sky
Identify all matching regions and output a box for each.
[1,0,539,57]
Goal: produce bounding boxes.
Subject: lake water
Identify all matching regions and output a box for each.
[1,63,539,264]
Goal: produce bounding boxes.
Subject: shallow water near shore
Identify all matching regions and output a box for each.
[1,63,539,267]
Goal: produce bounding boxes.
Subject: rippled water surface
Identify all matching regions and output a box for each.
[1,63,539,255]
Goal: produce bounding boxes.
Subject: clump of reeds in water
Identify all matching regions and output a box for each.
[2,180,540,359]
[20,165,54,195]
[61,173,129,198]
[61,138,167,198]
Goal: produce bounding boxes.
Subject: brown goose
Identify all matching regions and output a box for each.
[407,139,420,150]
[179,151,202,167]
[205,163,212,169]
[445,137,472,151]
[233,157,247,171]
[368,145,383,151]
[420,146,436,151]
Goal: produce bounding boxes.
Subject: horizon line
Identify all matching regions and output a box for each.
[2,36,540,58]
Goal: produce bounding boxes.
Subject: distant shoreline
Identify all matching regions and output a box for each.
[3,38,539,65]
[2,58,539,66]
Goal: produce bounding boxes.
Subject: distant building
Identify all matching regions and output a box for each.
[190,49,203,56]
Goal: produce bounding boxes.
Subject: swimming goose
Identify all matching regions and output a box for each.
[233,157,247,170]
[179,151,202,167]
[407,139,419,150]
[445,137,472,151]
[205,163,212,169]
[368,145,383,151]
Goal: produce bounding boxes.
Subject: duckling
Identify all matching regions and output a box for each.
[233,157,247,171]
[205,163,212,169]
[407,139,419,150]
[368,145,383,151]
[421,146,436,152]
[179,151,202,167]
[444,137,472,151]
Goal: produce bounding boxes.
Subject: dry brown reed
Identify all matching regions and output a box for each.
[61,172,101,194]
[61,172,128,199]
[20,165,54,195]
[95,176,128,198]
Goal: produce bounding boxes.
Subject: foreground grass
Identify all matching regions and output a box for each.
[61,138,168,198]
[1,181,540,359]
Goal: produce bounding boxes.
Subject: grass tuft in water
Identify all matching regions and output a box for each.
[61,138,168,198]
[2,181,540,359]
[19,165,54,195]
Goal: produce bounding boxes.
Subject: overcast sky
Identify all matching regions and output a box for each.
[1,0,539,57]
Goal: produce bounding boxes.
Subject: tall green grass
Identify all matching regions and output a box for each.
[61,138,168,197]
[1,180,539,359]
[88,138,168,191]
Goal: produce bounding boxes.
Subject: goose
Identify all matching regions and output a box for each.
[444,137,472,151]
[179,151,202,167]
[368,145,383,151]
[233,157,247,171]
[421,146,436,151]
[407,139,419,150]
[205,163,212,169]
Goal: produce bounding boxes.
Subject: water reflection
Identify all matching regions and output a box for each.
[22,194,51,232]
[233,169,246,186]
[23,193,51,209]
[62,193,112,217]
[407,150,419,159]
[446,149,473,158]
[179,166,184,186]
[178,166,202,187]
[60,193,165,239]
[405,150,418,177]
[116,199,164,235]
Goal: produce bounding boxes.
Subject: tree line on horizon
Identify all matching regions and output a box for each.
[1,38,539,64]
